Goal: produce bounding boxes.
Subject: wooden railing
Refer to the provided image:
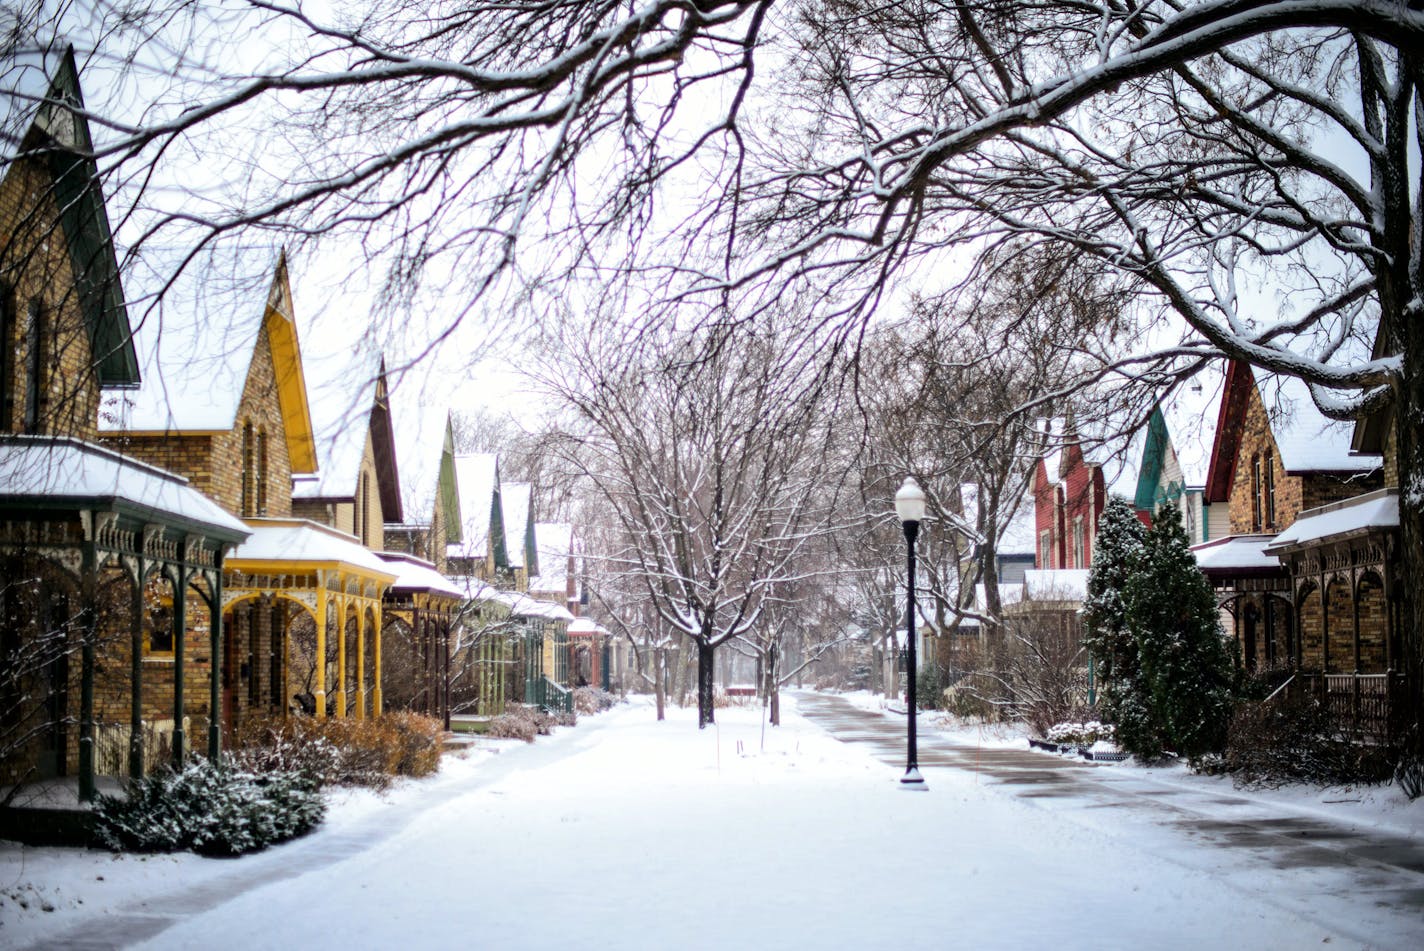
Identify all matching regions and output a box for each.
[1296,672,1407,744]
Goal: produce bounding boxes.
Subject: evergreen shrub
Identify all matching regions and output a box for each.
[93,757,324,856]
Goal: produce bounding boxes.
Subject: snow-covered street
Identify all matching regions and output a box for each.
[4,694,1422,950]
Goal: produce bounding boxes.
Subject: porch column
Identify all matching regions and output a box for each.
[78,536,97,802]
[335,594,347,717]
[373,600,384,715]
[314,582,328,717]
[209,563,224,760]
[355,603,366,720]
[129,565,144,780]
[171,565,187,768]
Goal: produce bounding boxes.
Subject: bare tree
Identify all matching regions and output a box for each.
[543,318,846,727]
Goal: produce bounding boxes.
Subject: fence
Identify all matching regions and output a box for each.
[1296,672,1407,745]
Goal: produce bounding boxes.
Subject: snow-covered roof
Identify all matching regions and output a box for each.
[0,435,249,540]
[1023,569,1089,602]
[529,522,574,593]
[376,552,464,599]
[974,582,1025,615]
[449,453,498,558]
[1190,534,1283,573]
[501,482,533,569]
[292,348,381,500]
[1160,366,1226,488]
[996,497,1037,557]
[496,589,574,622]
[1268,489,1398,551]
[98,252,318,473]
[1252,368,1379,474]
[568,617,599,636]
[229,518,397,579]
[391,393,450,523]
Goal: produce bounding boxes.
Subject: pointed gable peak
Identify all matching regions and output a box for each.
[261,252,318,474]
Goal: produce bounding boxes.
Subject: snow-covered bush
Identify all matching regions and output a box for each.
[93,757,324,856]
[486,704,564,741]
[573,686,620,715]
[1046,721,1115,747]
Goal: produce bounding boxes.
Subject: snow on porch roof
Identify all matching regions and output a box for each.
[376,552,464,599]
[228,518,397,580]
[0,435,249,540]
[1190,534,1283,573]
[1023,569,1089,602]
[1267,489,1399,552]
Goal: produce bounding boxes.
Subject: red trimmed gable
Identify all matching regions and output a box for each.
[1205,360,1254,503]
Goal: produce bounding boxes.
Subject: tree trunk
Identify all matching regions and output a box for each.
[697,640,716,728]
[654,647,666,722]
[1396,324,1423,762]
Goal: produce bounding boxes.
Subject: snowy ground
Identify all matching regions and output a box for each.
[2,694,1421,950]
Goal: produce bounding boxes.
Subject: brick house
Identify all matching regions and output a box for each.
[1,47,248,802]
[1195,361,1385,694]
[1031,417,1138,572]
[100,254,395,723]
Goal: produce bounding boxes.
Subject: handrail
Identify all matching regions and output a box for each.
[1263,674,1295,704]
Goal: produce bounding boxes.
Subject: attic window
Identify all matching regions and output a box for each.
[1250,454,1262,532]
[1263,449,1276,529]
[22,299,45,433]
[241,420,256,517]
[256,428,269,516]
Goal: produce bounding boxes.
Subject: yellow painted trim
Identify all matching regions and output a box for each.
[264,253,319,474]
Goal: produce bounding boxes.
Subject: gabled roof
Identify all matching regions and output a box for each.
[530,522,574,594]
[449,452,505,565]
[1205,361,1378,502]
[1135,364,1226,507]
[501,483,534,572]
[294,353,402,519]
[390,396,461,543]
[99,252,319,473]
[2,43,137,385]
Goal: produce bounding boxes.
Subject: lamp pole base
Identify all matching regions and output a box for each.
[900,767,928,790]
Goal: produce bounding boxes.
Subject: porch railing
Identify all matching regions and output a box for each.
[1295,672,1407,745]
[533,676,573,715]
[93,717,190,777]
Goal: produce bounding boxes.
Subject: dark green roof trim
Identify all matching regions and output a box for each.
[1134,406,1169,511]
[33,48,138,385]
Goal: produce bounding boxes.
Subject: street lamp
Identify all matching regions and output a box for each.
[894,476,928,790]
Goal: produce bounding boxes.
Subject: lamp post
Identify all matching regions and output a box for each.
[895,476,928,790]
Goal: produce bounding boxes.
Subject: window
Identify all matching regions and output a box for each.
[358,471,371,545]
[1263,449,1276,529]
[1072,516,1086,568]
[148,601,174,654]
[1250,453,1262,531]
[1039,530,1052,569]
[22,299,44,433]
[256,428,268,516]
[241,420,255,517]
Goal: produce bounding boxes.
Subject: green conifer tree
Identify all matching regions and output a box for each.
[1121,502,1234,761]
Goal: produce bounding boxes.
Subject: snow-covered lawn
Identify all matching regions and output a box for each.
[2,695,1420,950]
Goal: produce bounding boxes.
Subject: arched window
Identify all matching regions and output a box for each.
[241,420,255,517]
[256,427,269,516]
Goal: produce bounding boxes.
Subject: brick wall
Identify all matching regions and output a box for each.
[1226,379,1381,535]
[0,153,103,440]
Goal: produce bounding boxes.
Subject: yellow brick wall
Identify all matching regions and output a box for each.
[0,152,102,439]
